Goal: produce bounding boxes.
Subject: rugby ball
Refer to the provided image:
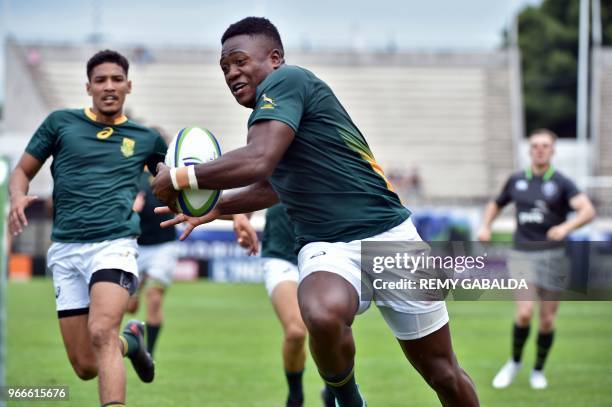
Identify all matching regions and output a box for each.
[165,127,222,217]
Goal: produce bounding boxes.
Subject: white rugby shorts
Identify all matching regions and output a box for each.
[262,257,299,297]
[137,241,178,287]
[297,218,448,340]
[47,237,139,315]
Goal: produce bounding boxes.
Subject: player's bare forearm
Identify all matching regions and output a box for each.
[216,180,279,215]
[154,181,276,241]
[481,202,501,228]
[190,147,272,189]
[9,153,44,199]
[9,167,30,199]
[564,193,596,231]
[8,153,43,235]
[218,214,236,221]
[152,121,293,208]
[218,213,252,221]
[478,201,501,241]
[548,194,596,241]
[193,120,295,189]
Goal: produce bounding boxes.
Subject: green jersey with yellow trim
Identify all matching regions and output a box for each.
[25,108,167,243]
[248,65,410,249]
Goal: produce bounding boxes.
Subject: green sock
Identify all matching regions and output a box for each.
[119,332,139,357]
[322,365,363,407]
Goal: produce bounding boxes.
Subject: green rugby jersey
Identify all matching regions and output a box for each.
[262,203,297,265]
[25,108,167,243]
[248,65,410,249]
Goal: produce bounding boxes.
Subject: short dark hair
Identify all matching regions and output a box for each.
[86,50,129,81]
[529,128,557,143]
[221,17,284,52]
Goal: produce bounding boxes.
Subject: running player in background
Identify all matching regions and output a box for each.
[153,17,478,407]
[127,165,178,357]
[8,50,163,407]
[478,129,596,390]
[232,205,335,407]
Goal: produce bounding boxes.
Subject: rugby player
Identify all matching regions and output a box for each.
[153,17,479,407]
[8,50,163,407]
[127,166,178,356]
[478,129,596,389]
[232,206,335,407]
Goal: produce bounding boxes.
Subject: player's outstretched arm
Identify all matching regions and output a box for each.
[155,179,278,241]
[152,120,294,207]
[8,153,44,236]
[216,179,279,215]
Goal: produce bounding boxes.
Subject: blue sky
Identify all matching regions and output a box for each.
[0,0,541,102]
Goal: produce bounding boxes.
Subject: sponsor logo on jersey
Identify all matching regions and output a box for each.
[121,137,135,157]
[515,179,528,191]
[542,181,558,197]
[260,94,276,109]
[97,127,114,139]
[518,210,544,224]
[534,199,549,213]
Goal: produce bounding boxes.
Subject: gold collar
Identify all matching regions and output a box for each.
[84,107,128,125]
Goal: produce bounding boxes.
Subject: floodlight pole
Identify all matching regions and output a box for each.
[577,0,590,186]
[509,12,524,170]
[590,0,602,177]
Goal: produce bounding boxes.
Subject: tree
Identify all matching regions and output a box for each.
[516,0,612,138]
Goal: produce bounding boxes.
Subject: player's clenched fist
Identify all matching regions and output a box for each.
[9,194,38,236]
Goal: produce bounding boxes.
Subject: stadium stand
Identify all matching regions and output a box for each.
[3,39,520,201]
[591,47,612,215]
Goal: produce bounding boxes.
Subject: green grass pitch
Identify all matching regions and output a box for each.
[6,279,612,406]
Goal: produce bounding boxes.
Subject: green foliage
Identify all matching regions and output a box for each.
[517,0,611,138]
[601,1,612,44]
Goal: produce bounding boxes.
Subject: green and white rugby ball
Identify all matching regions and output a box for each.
[165,127,222,217]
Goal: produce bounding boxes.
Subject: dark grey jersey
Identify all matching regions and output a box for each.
[495,167,580,248]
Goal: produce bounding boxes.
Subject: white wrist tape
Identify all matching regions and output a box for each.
[170,167,180,190]
[187,165,199,189]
